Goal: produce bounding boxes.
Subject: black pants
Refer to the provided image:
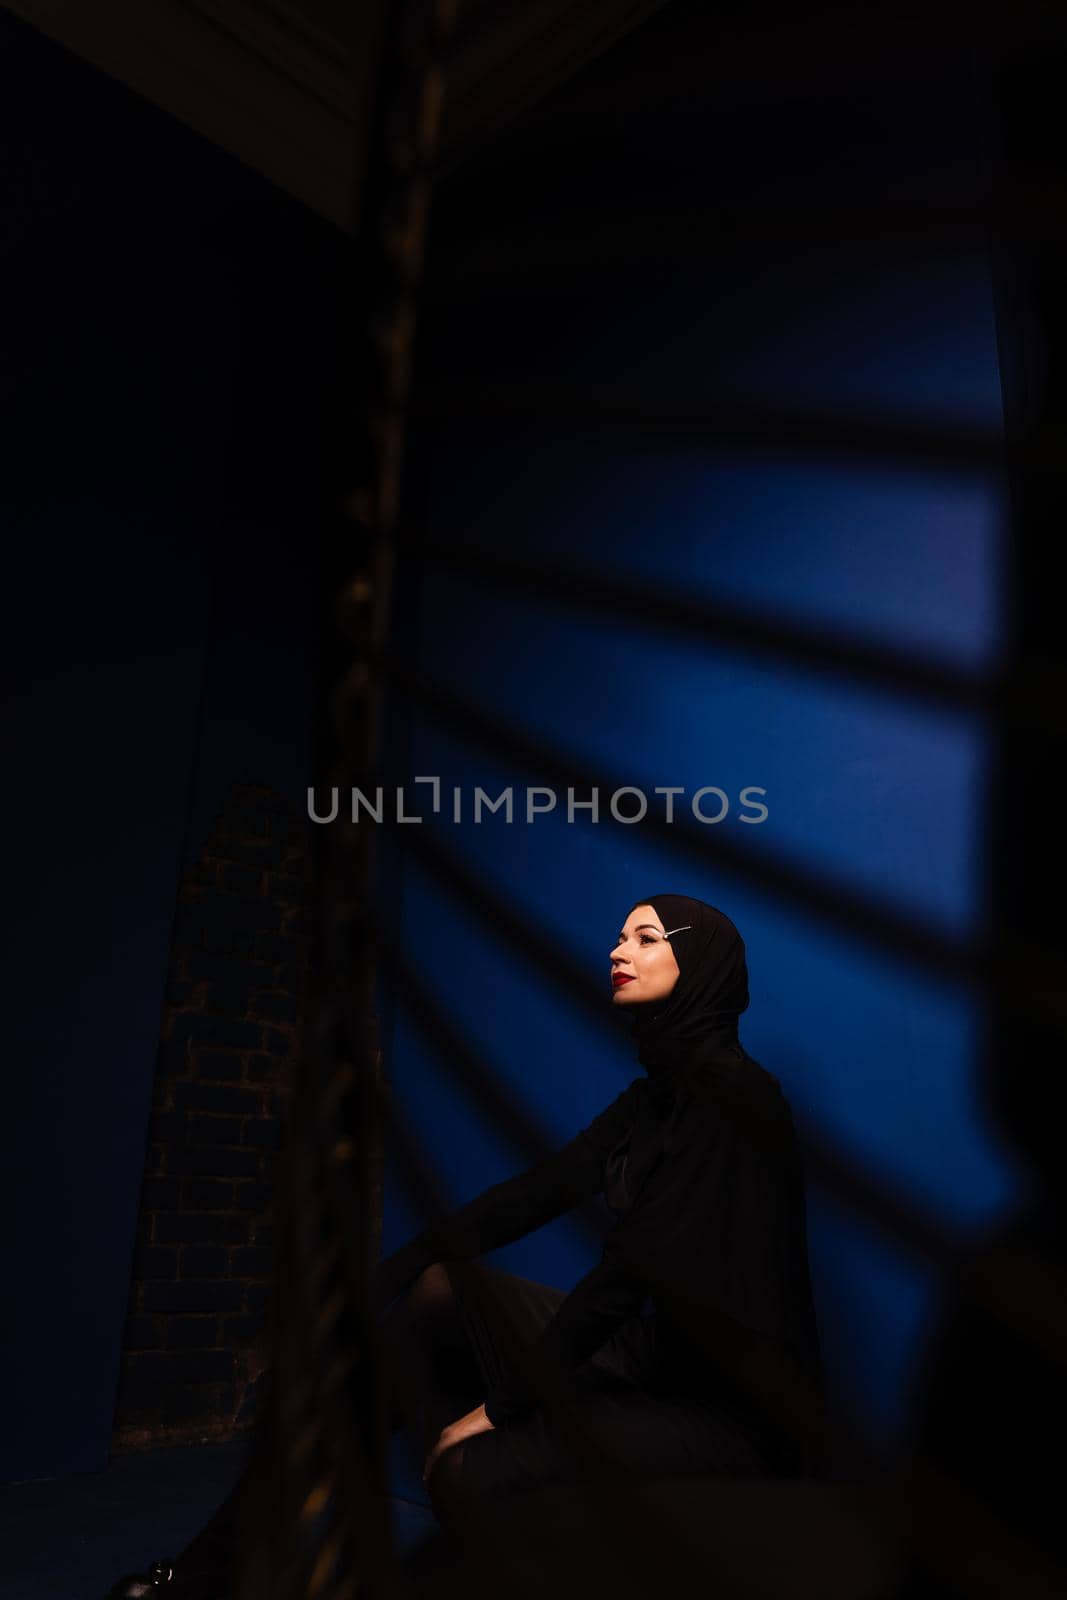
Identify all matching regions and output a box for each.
[388,1261,775,1508]
[155,1261,775,1590]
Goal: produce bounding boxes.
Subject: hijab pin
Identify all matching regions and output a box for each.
[663,925,691,939]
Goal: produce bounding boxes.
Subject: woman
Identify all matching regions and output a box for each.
[109,892,824,1591]
[378,892,825,1511]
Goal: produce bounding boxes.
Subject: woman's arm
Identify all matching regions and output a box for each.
[373,1080,644,1311]
[421,1402,495,1486]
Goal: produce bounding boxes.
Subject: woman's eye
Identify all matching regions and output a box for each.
[640,934,656,944]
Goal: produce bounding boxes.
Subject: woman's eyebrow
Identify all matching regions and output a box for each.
[617,924,662,938]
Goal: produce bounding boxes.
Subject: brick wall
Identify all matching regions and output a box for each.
[113,783,311,1449]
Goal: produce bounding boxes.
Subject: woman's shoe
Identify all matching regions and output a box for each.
[107,1561,174,1596]
[107,1559,232,1599]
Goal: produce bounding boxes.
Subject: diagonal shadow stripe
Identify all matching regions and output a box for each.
[412,384,1006,472]
[420,536,997,717]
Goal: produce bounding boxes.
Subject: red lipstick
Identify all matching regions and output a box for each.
[612,972,635,987]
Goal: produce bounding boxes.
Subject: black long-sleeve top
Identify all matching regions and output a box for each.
[375,1047,823,1449]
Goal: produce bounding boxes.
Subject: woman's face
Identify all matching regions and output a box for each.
[609,903,681,1007]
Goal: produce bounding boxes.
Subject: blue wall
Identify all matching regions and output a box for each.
[381,25,1024,1453]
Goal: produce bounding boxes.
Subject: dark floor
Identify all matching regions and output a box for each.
[0,1423,912,1600]
[0,1437,438,1600]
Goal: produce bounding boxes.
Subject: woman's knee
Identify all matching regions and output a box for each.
[380,1262,479,1427]
[383,1263,454,1338]
[410,1261,453,1306]
[379,1267,447,1392]
[409,1258,490,1312]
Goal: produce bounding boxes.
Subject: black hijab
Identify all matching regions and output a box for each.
[605,893,753,1213]
[624,892,750,1076]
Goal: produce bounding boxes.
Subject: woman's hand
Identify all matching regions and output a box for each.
[422,1402,495,1486]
